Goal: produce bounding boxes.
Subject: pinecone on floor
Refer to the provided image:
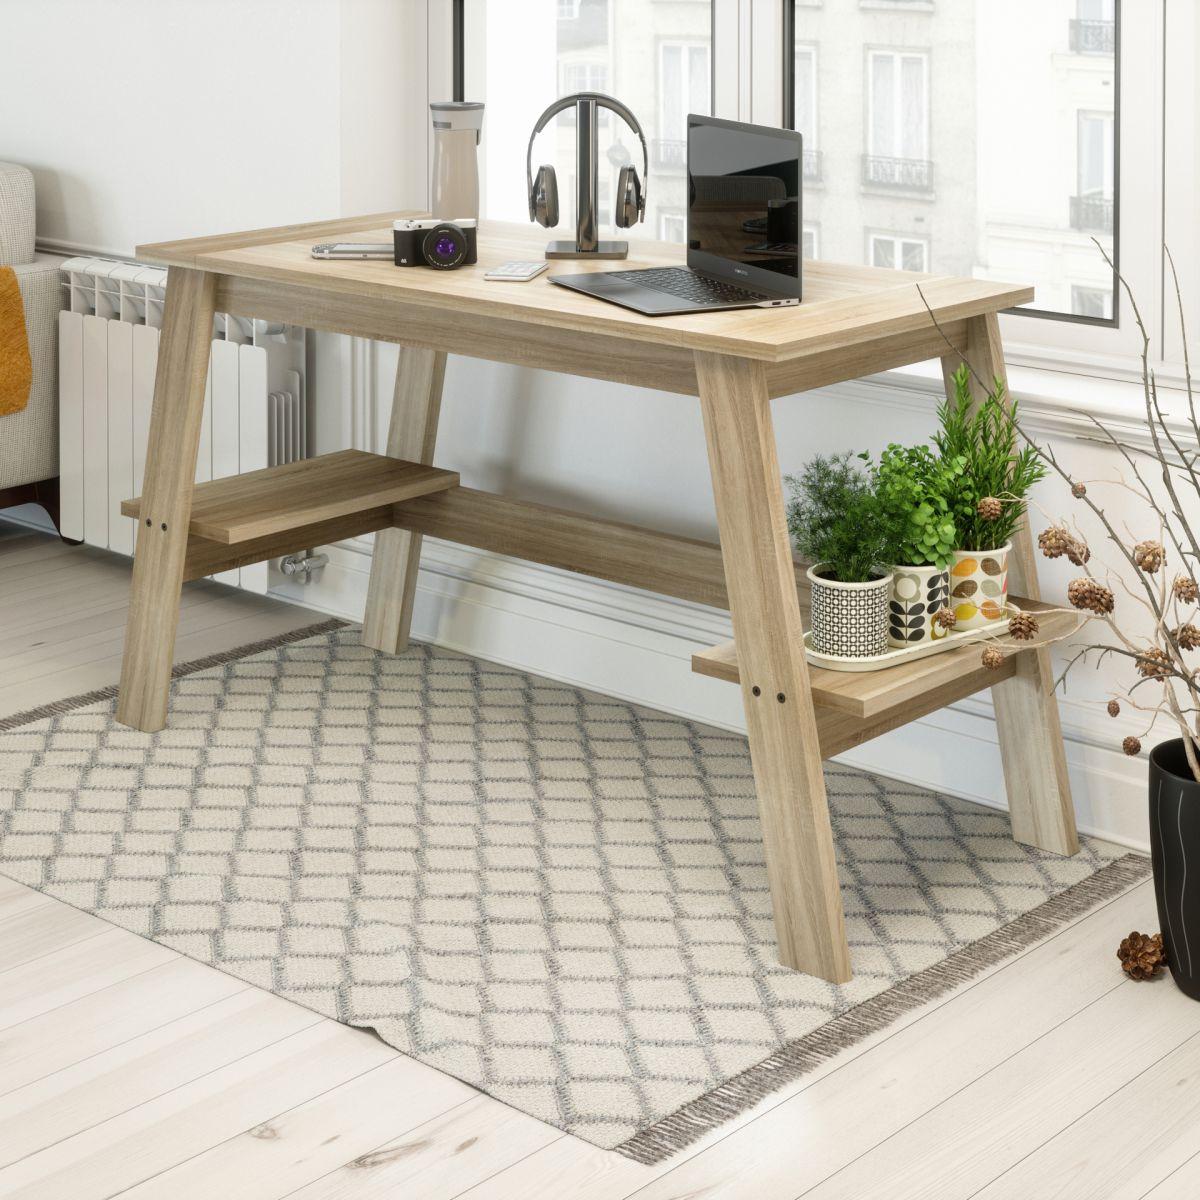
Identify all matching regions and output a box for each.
[1117,931,1166,980]
[1008,612,1040,641]
[1068,578,1115,614]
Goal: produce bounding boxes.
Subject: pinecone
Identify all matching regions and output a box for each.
[981,645,1005,670]
[1117,931,1166,980]
[1071,481,1087,498]
[1008,611,1040,641]
[1038,525,1072,559]
[1174,575,1199,604]
[1136,647,1172,679]
[1176,623,1200,651]
[1068,578,1114,614]
[977,496,1003,522]
[1123,735,1142,757]
[1065,538,1091,567]
[933,608,957,631]
[1134,540,1165,574]
[1107,699,1121,717]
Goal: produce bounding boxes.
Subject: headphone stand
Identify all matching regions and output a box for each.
[544,96,629,260]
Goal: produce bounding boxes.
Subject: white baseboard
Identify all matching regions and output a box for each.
[279,536,1151,854]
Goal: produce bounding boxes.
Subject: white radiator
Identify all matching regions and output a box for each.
[57,258,306,592]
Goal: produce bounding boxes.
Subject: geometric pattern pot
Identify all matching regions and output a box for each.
[807,565,892,658]
[949,543,1010,630]
[888,563,951,647]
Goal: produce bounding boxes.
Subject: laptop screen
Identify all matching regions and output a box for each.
[686,115,802,299]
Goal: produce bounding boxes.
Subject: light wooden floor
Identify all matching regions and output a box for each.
[1,520,1197,1200]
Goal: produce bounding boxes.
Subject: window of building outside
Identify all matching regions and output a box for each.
[869,232,929,272]
[472,0,712,244]
[802,226,819,259]
[789,0,1117,324]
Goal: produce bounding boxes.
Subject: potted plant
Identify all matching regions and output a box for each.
[922,246,1200,998]
[936,365,1046,629]
[872,443,963,646]
[786,453,895,658]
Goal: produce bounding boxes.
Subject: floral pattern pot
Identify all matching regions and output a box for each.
[949,543,1010,630]
[806,564,892,658]
[888,564,951,648]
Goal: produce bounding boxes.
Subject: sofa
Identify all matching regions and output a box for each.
[0,161,64,530]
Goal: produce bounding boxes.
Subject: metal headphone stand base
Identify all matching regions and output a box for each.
[544,95,630,261]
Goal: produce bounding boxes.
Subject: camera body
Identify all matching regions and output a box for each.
[392,217,478,270]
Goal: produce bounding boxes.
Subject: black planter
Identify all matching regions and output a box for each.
[1148,738,1200,999]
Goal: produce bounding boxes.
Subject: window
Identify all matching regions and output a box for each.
[803,226,819,258]
[1071,284,1114,319]
[560,61,608,96]
[659,42,711,145]
[796,45,820,181]
[785,0,1118,332]
[869,232,929,271]
[866,51,929,167]
[469,0,714,243]
[658,211,686,242]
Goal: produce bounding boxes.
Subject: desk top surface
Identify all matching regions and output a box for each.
[138,213,1033,363]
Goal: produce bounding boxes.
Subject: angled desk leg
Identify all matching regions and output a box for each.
[362,347,448,653]
[942,314,1079,856]
[116,267,217,732]
[696,351,852,982]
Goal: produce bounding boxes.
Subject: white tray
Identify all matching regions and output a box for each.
[803,605,1017,673]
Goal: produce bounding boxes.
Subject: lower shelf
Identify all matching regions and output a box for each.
[122,449,459,544]
[693,596,1075,720]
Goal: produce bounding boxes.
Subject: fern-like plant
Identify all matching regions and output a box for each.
[936,364,1046,551]
[785,453,898,583]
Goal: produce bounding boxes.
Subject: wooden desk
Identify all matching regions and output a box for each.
[120,214,1079,983]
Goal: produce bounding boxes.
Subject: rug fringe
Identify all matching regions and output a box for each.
[616,851,1152,1165]
[0,617,347,733]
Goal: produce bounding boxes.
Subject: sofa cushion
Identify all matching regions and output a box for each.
[0,162,36,268]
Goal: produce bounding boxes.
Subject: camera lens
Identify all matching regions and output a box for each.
[422,223,467,270]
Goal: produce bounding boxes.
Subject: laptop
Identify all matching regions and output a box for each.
[549,114,802,316]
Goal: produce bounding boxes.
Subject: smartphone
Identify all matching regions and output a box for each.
[311,243,394,260]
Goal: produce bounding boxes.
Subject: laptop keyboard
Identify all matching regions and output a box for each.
[607,267,769,307]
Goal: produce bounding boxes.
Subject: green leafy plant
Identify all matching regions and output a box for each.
[785,453,897,583]
[935,364,1046,551]
[872,443,963,568]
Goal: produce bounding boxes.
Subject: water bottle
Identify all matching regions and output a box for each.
[430,101,484,221]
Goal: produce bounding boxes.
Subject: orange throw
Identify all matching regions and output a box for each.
[0,266,32,417]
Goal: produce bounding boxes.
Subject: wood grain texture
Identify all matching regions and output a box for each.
[122,450,457,544]
[390,486,810,611]
[115,267,217,732]
[691,597,1077,718]
[362,348,447,654]
[943,317,1079,856]
[140,217,1032,366]
[697,350,850,982]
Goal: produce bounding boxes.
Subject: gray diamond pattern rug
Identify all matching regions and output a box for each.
[0,626,1144,1160]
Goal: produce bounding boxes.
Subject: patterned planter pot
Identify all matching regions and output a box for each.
[806,564,892,658]
[1149,738,1200,1000]
[948,543,1010,630]
[888,563,951,648]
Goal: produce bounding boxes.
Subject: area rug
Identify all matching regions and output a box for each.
[0,625,1148,1161]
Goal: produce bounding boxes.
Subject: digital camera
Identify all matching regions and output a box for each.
[392,218,478,270]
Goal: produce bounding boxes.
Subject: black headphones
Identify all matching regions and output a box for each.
[526,92,648,230]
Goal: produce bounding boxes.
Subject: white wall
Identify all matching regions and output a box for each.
[2,0,424,256]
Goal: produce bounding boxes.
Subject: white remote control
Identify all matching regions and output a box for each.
[483,261,550,282]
